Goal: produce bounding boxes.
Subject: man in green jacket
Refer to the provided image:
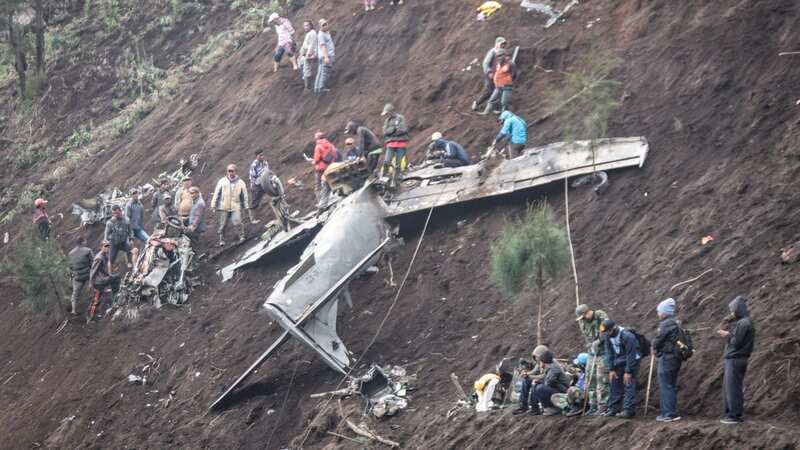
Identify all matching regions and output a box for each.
[576,303,610,414]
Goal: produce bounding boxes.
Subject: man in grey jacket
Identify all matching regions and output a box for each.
[300,20,318,90]
[68,236,93,315]
[471,36,507,111]
[315,19,335,93]
[125,190,149,243]
[104,205,133,269]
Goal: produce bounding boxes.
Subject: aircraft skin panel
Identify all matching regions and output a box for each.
[387,137,647,217]
[265,186,388,322]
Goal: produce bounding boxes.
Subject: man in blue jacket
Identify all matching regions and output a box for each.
[602,319,641,418]
[491,111,527,158]
[428,132,472,167]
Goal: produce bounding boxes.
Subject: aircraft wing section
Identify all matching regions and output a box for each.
[386,136,648,218]
[218,217,322,282]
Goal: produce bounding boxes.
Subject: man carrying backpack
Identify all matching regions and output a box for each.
[602,319,643,418]
[652,298,690,422]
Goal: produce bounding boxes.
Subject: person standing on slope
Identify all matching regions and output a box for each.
[125,189,149,243]
[268,12,299,72]
[652,298,685,423]
[717,295,755,425]
[299,20,318,90]
[575,304,611,415]
[602,319,642,419]
[315,19,335,93]
[482,49,516,115]
[312,131,336,208]
[211,164,251,246]
[472,36,508,112]
[32,198,51,240]
[380,103,410,188]
[68,236,93,315]
[344,119,383,174]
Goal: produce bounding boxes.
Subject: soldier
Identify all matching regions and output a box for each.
[551,353,595,417]
[575,304,610,415]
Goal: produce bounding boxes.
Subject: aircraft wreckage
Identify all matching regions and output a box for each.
[209,136,648,409]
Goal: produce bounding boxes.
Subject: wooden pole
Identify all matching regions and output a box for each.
[564,178,580,306]
[581,355,596,414]
[643,353,655,416]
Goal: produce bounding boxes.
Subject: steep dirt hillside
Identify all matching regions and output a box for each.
[2,0,800,449]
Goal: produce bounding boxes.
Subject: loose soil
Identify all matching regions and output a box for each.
[2,0,800,449]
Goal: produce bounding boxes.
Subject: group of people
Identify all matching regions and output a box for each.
[57,150,295,319]
[267,12,334,93]
[475,296,755,425]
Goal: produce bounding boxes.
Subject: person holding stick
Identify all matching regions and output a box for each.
[575,304,610,415]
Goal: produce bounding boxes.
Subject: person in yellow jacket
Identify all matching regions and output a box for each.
[474,372,501,412]
[211,164,251,246]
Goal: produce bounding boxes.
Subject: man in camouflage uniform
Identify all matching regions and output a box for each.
[576,304,610,415]
[551,353,596,416]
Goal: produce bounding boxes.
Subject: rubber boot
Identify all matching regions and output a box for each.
[218,233,226,247]
[479,102,493,116]
[239,224,246,242]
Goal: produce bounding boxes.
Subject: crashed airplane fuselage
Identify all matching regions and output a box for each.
[210,137,649,409]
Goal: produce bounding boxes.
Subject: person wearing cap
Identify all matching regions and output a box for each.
[530,350,572,416]
[299,20,318,90]
[601,319,642,418]
[174,176,195,225]
[717,295,755,425]
[157,193,177,225]
[125,190,149,243]
[211,164,251,246]
[471,36,508,112]
[185,187,206,241]
[344,119,383,173]
[151,178,171,229]
[490,110,527,158]
[481,48,516,115]
[68,235,93,315]
[267,12,298,72]
[652,297,683,423]
[380,103,410,188]
[104,205,133,269]
[551,352,594,417]
[32,198,50,240]
[88,240,121,318]
[575,304,610,415]
[513,344,549,415]
[427,132,472,167]
[312,131,337,208]
[249,149,270,214]
[315,18,335,93]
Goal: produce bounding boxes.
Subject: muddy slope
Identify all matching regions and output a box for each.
[2,0,800,449]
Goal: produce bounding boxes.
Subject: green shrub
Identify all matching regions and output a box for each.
[491,202,570,343]
[62,127,93,155]
[2,233,70,318]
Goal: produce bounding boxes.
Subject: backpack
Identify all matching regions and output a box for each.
[625,328,651,358]
[674,325,694,361]
[322,146,335,164]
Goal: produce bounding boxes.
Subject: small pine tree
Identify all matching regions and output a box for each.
[491,202,570,344]
[551,47,623,171]
[2,232,70,318]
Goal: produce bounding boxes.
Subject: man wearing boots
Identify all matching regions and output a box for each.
[576,304,610,415]
[211,164,251,246]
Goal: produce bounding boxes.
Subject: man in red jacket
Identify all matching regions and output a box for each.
[312,131,336,208]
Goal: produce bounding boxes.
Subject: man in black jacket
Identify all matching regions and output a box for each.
[531,350,572,416]
[717,295,755,424]
[603,319,642,418]
[652,298,682,422]
[68,236,93,315]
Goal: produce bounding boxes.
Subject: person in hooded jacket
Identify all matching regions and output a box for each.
[491,111,527,158]
[428,132,472,167]
[652,298,682,422]
[32,198,50,240]
[717,295,755,424]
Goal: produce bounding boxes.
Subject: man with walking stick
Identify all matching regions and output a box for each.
[576,304,610,415]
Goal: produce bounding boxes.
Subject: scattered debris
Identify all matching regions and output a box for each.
[571,171,609,193]
[477,1,502,21]
[701,235,715,246]
[781,241,800,264]
[344,419,400,448]
[521,0,579,28]
[779,51,800,56]
[127,374,146,385]
[669,268,715,291]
